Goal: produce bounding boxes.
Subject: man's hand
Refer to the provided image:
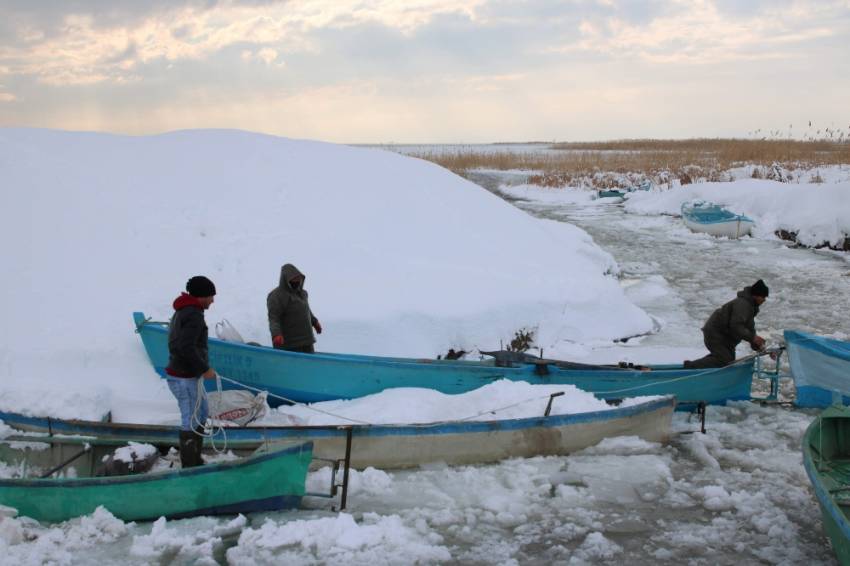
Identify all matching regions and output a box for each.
[751,336,766,351]
[202,368,217,380]
[313,320,323,335]
[273,335,284,347]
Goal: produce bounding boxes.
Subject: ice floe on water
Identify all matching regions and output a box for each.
[0,403,835,564]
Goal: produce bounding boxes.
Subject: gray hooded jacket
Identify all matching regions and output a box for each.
[267,264,318,348]
[702,286,760,348]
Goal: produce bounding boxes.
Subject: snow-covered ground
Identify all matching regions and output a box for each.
[2,132,849,564]
[0,128,651,424]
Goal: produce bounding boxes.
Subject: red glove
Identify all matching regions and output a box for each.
[313,321,323,334]
[272,335,284,347]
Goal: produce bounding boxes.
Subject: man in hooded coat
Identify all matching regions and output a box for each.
[684,279,769,369]
[267,264,322,353]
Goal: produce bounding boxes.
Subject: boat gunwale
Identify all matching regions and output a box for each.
[0,396,676,442]
[786,330,850,363]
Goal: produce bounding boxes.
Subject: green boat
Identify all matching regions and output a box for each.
[0,440,313,523]
[803,405,850,564]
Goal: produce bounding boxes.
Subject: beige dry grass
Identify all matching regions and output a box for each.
[411,138,850,188]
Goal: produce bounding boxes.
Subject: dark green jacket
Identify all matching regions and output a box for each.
[267,264,318,348]
[702,286,760,349]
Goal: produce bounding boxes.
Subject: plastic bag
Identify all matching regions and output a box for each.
[215,319,245,343]
[207,390,268,426]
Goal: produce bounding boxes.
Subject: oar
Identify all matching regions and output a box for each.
[39,445,92,479]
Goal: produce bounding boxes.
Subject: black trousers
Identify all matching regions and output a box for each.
[684,331,736,369]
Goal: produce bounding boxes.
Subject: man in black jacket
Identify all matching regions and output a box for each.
[166,275,217,468]
[684,279,769,369]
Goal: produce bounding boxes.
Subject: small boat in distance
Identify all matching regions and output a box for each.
[681,201,754,239]
[596,188,627,199]
[802,405,850,565]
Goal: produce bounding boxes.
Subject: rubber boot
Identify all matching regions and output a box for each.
[179,430,200,469]
[193,425,206,466]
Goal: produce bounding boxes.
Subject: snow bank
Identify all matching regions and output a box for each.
[0,128,652,420]
[624,179,850,247]
[259,380,660,426]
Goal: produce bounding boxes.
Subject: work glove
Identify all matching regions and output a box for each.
[751,336,766,351]
[272,335,284,347]
[313,320,323,334]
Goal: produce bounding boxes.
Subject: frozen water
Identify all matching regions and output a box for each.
[1,168,844,564]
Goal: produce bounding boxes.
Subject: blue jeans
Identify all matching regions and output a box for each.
[167,377,208,431]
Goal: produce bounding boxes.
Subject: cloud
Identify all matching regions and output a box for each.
[546,0,849,64]
[0,0,488,86]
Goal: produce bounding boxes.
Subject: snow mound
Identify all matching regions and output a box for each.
[0,128,652,419]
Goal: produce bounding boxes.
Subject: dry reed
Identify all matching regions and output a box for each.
[411,138,850,188]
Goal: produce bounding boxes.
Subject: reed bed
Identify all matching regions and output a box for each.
[411,138,850,188]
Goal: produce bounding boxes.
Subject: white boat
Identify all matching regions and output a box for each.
[681,201,754,239]
[0,396,675,470]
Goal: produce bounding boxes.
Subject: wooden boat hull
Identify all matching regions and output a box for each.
[681,202,754,239]
[785,330,850,408]
[133,313,753,410]
[802,406,850,565]
[1,397,675,469]
[0,441,312,523]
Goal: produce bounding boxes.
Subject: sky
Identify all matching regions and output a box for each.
[0,0,848,143]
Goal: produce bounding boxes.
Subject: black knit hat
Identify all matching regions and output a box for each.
[751,279,769,298]
[186,275,216,297]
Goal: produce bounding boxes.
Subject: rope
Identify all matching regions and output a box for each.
[574,349,777,396]
[191,376,229,453]
[218,374,566,427]
[217,375,371,425]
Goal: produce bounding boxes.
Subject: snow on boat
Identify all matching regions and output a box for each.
[0,395,675,470]
[785,330,850,408]
[802,405,850,565]
[0,440,312,523]
[681,201,754,239]
[133,313,753,410]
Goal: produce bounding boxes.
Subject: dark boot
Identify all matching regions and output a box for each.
[179,430,201,469]
[193,425,206,466]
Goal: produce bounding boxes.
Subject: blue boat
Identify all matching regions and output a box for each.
[785,330,850,408]
[133,313,753,410]
[681,201,754,239]
[597,189,627,199]
[0,396,675,470]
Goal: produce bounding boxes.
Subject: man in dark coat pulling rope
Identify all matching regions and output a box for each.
[684,279,769,369]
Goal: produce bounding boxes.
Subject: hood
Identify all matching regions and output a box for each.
[279,263,306,291]
[173,292,203,310]
[738,287,759,314]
